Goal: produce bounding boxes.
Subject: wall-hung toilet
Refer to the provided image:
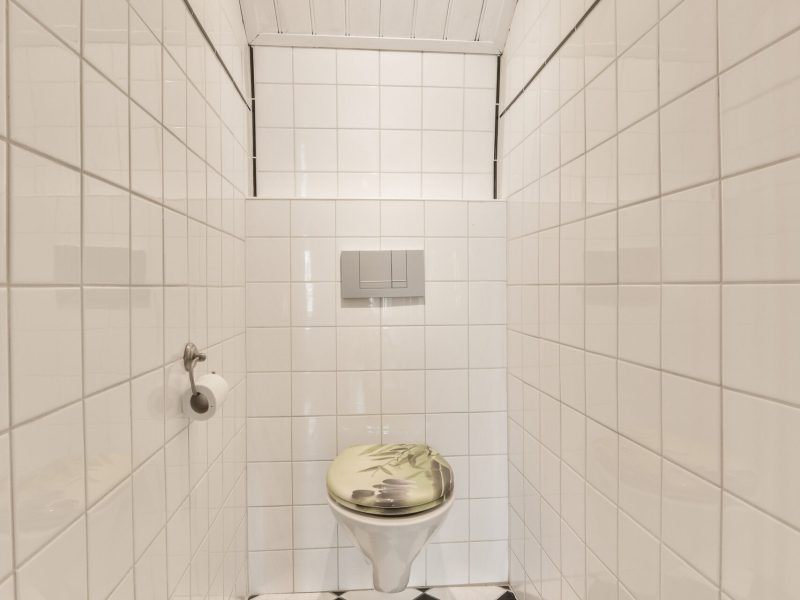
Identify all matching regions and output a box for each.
[327,443,455,593]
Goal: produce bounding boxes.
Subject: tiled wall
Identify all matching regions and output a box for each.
[253,47,497,200]
[246,48,508,594]
[0,0,251,599]
[501,0,800,599]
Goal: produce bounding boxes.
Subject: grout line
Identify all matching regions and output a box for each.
[250,44,258,197]
[3,0,16,594]
[179,0,250,110]
[714,0,725,594]
[498,0,604,119]
[493,55,500,200]
[654,13,664,598]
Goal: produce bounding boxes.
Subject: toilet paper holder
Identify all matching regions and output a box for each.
[183,342,211,416]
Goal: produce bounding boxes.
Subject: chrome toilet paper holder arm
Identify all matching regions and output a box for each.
[183,342,210,414]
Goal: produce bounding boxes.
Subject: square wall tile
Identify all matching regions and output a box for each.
[722,494,800,600]
[13,403,85,562]
[83,64,129,186]
[662,182,720,283]
[9,5,80,165]
[662,373,721,483]
[16,517,87,600]
[83,287,130,394]
[10,148,81,284]
[87,480,134,600]
[724,390,800,529]
[662,284,720,383]
[660,80,719,194]
[83,176,130,285]
[722,157,800,282]
[722,284,800,405]
[11,288,82,423]
[720,31,800,175]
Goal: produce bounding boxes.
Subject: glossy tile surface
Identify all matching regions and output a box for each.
[500,0,800,597]
[2,0,250,596]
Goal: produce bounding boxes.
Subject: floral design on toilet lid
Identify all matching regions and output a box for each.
[327,444,454,515]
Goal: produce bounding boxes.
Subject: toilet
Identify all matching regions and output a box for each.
[326,443,455,593]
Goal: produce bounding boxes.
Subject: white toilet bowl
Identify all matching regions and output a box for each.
[326,444,455,593]
[328,493,454,592]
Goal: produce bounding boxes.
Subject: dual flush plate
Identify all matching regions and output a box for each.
[341,250,424,299]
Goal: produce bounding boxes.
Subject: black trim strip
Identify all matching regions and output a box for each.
[493,54,501,199]
[250,45,257,196]
[181,0,251,110]
[498,0,602,119]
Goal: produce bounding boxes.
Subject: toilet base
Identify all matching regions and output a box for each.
[327,495,455,593]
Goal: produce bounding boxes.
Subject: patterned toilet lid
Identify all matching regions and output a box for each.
[327,444,455,516]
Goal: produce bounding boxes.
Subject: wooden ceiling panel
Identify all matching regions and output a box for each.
[276,0,313,33]
[312,0,346,34]
[413,0,450,40]
[478,0,516,50]
[244,0,517,54]
[380,0,415,38]
[347,0,380,36]
[446,0,484,41]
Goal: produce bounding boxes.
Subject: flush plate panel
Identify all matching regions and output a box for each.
[341,250,424,298]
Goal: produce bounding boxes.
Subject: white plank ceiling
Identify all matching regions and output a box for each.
[240,0,517,54]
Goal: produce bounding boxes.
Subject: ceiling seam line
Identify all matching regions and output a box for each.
[498,0,603,119]
[182,0,251,109]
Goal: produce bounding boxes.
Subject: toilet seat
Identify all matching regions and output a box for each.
[327,443,454,516]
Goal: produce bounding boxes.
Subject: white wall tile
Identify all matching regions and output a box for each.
[16,518,87,600]
[722,284,800,405]
[662,373,721,483]
[255,47,293,83]
[722,494,800,600]
[10,148,81,284]
[501,2,800,598]
[617,0,658,53]
[659,0,717,104]
[380,52,422,86]
[618,285,660,367]
[661,80,719,193]
[724,390,800,529]
[87,481,134,600]
[84,383,132,503]
[0,437,10,579]
[722,158,800,282]
[718,0,800,70]
[3,0,249,592]
[618,199,660,283]
[83,176,130,285]
[294,85,337,128]
[617,29,658,130]
[129,10,162,120]
[10,288,82,423]
[9,5,80,165]
[618,512,660,600]
[660,546,719,600]
[12,403,85,562]
[618,114,659,205]
[293,48,336,84]
[83,65,130,186]
[662,461,720,582]
[719,31,800,175]
[618,362,661,452]
[661,182,720,283]
[337,50,379,85]
[662,284,720,383]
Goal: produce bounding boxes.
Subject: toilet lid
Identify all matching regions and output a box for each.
[327,444,454,516]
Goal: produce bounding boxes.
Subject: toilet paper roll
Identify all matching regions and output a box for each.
[182,373,228,421]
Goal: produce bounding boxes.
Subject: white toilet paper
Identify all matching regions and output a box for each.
[182,373,229,421]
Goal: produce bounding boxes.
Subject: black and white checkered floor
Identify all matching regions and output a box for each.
[251,585,515,600]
